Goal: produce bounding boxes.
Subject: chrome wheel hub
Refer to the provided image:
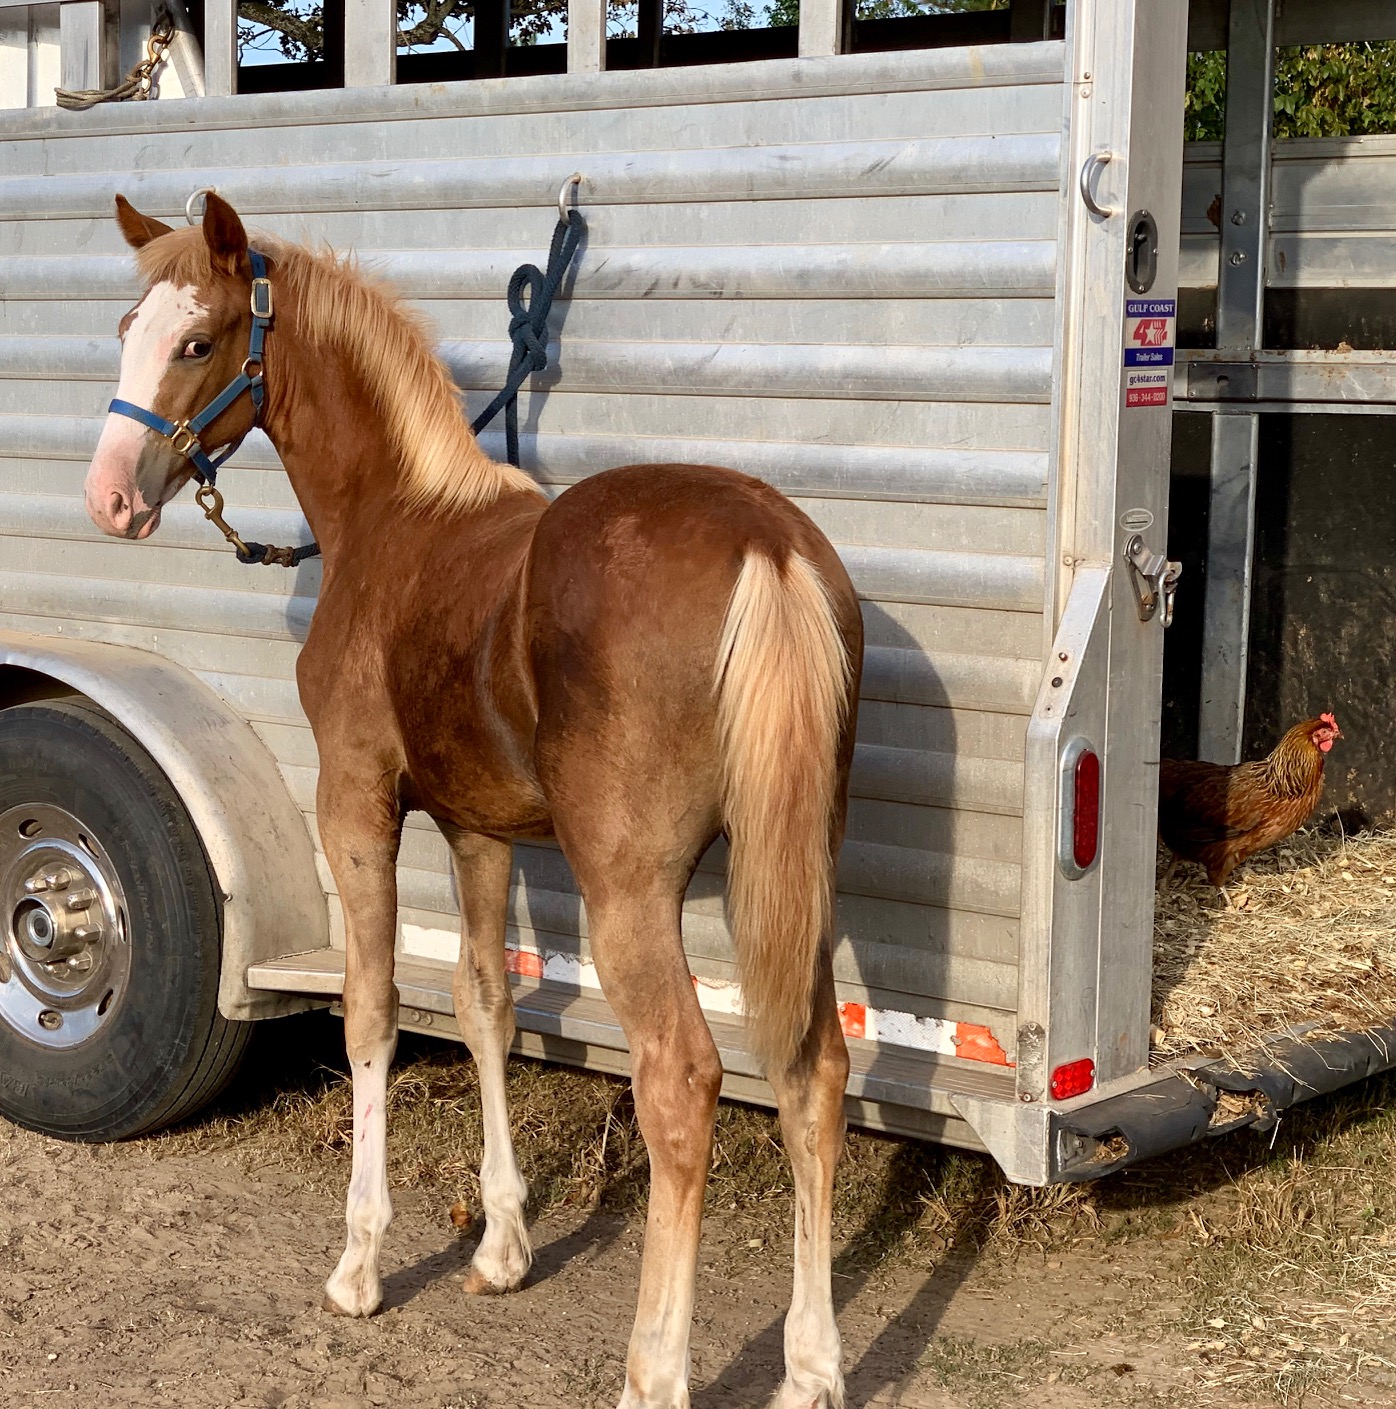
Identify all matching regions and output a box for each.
[0,803,130,1049]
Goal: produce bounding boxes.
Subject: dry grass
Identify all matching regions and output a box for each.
[137,1014,1396,1405]
[1152,827,1396,1062]
[184,833,1396,1224]
[1142,828,1396,1399]
[156,1017,1098,1262]
[1164,1092,1396,1402]
[917,1336,1107,1407]
[132,829,1396,1404]
[152,1072,1396,1409]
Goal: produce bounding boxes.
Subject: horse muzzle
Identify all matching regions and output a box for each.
[84,422,175,539]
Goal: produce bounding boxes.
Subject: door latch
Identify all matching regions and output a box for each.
[1124,534,1181,627]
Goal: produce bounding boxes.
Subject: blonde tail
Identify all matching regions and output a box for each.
[714,551,852,1075]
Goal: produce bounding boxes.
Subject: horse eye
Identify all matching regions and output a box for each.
[182,338,213,360]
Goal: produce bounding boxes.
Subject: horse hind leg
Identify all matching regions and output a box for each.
[320,781,403,1319]
[766,950,847,1409]
[585,883,722,1409]
[712,545,855,1407]
[547,762,721,1409]
[442,826,531,1295]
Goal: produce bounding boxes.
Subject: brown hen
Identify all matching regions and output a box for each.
[1158,712,1342,893]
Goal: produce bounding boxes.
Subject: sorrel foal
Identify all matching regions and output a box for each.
[83,194,863,1409]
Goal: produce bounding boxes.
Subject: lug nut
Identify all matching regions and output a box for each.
[41,868,73,892]
[23,876,49,894]
[65,890,96,912]
[73,925,101,943]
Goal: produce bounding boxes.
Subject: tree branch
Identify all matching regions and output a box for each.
[238,1,322,55]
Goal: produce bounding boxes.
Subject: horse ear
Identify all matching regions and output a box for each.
[201,192,249,276]
[115,195,174,249]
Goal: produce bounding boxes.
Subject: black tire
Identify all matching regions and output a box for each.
[0,699,250,1139]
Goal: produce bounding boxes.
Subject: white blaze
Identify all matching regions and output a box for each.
[91,282,209,473]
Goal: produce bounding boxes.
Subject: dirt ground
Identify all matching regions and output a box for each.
[0,1116,1194,1409]
[3,996,1396,1409]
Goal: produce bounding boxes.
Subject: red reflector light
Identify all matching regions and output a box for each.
[1050,1058,1096,1101]
[1072,748,1100,870]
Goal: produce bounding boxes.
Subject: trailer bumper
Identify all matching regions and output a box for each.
[1050,1022,1396,1182]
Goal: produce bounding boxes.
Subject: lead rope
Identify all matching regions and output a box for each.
[470,203,586,467]
[56,8,174,110]
[197,483,323,568]
[212,183,585,566]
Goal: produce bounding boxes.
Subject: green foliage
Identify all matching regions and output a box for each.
[1187,42,1396,144]
[1273,42,1396,138]
[1184,49,1227,143]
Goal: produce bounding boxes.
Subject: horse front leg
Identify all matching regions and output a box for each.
[441,825,532,1295]
[319,779,403,1319]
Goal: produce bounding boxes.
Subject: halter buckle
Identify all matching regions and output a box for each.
[168,421,199,458]
[250,277,274,320]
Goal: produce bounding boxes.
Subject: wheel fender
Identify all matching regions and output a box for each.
[0,630,328,1021]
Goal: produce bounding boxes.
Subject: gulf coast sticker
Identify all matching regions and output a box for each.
[1124,297,1175,408]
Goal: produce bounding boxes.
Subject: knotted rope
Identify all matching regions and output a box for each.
[56,8,173,110]
[470,209,585,467]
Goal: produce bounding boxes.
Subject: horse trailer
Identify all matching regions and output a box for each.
[1,0,1392,1183]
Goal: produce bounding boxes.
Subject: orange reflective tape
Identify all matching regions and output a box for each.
[504,948,544,979]
[953,1022,1012,1066]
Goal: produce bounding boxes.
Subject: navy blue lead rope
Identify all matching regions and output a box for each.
[108,209,584,567]
[471,208,585,469]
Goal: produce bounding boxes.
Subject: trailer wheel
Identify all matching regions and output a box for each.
[0,700,249,1139]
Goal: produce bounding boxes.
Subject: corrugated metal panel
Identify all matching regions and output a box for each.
[0,332,1053,401]
[0,3,60,111]
[1182,134,1396,290]
[0,46,1066,1060]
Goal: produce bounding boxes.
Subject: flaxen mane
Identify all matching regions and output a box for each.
[135,227,539,513]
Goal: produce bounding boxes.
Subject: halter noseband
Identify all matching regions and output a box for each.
[108,249,272,488]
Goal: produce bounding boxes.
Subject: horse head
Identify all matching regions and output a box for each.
[85,192,264,540]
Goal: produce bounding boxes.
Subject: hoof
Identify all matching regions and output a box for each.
[617,1385,690,1409]
[770,1378,843,1409]
[462,1265,522,1296]
[322,1272,382,1318]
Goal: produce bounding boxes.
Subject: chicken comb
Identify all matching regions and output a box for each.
[1320,711,1338,728]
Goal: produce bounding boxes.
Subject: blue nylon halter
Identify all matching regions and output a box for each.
[108,249,272,487]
